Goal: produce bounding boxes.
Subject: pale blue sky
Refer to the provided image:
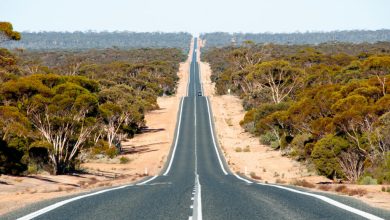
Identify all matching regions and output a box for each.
[1,0,389,34]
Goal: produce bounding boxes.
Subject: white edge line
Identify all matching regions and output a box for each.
[256,182,384,220]
[163,97,184,176]
[192,174,202,220]
[234,174,252,184]
[205,97,228,175]
[19,174,161,219]
[136,175,158,186]
[196,175,202,220]
[198,63,204,96]
[17,184,132,220]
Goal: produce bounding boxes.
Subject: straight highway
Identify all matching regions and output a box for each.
[4,39,390,220]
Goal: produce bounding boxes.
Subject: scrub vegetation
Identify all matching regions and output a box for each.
[0,23,187,175]
[203,40,390,184]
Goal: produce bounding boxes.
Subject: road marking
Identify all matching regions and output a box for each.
[256,183,384,220]
[205,97,228,175]
[195,175,202,220]
[190,174,202,220]
[198,62,204,95]
[163,97,184,176]
[234,174,253,184]
[193,54,197,97]
[17,184,133,220]
[144,181,172,186]
[136,175,158,185]
[194,76,198,173]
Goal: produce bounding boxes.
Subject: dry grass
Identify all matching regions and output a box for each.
[382,186,390,193]
[88,177,98,185]
[26,188,38,194]
[225,118,233,126]
[243,146,250,152]
[57,186,65,192]
[334,185,367,197]
[318,184,332,191]
[291,179,316,188]
[347,188,367,197]
[275,179,287,184]
[78,180,87,187]
[235,147,242,152]
[335,185,347,193]
[14,178,23,183]
[249,172,262,180]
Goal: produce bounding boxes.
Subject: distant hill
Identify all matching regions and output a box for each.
[2,31,192,51]
[200,30,390,48]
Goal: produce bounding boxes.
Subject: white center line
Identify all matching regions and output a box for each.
[190,41,203,220]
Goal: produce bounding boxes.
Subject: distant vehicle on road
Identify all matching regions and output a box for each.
[197,91,202,96]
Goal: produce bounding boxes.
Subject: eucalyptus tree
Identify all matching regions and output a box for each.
[0,22,20,43]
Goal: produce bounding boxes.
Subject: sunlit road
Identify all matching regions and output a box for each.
[5,39,390,220]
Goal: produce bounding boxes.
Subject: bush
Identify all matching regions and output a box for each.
[91,140,119,159]
[260,131,278,145]
[249,172,262,180]
[347,188,367,197]
[27,163,38,174]
[0,139,27,175]
[370,152,390,184]
[119,156,130,164]
[358,176,378,185]
[105,147,119,159]
[235,147,242,152]
[334,185,367,196]
[28,142,51,173]
[291,179,315,188]
[275,179,286,184]
[318,184,332,191]
[91,140,109,155]
[290,133,312,160]
[311,135,349,179]
[335,185,347,193]
[382,186,390,193]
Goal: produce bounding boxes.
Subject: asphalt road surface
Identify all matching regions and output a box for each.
[4,39,390,220]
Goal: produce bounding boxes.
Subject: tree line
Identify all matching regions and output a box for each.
[2,31,192,51]
[203,41,390,184]
[200,30,390,48]
[0,29,186,175]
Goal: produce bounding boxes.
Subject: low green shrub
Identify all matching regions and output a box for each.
[358,176,378,185]
[260,131,278,145]
[119,156,130,164]
[311,135,349,179]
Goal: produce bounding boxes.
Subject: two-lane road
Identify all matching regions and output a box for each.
[5,39,390,220]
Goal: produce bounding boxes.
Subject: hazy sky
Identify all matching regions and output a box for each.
[1,0,389,34]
